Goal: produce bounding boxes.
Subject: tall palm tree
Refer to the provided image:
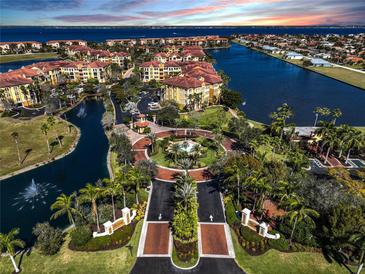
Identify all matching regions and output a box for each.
[331,108,342,125]
[79,183,102,232]
[47,116,63,147]
[224,155,248,205]
[50,192,80,226]
[127,168,148,204]
[175,182,196,210]
[287,198,319,244]
[178,158,193,174]
[313,107,331,126]
[323,132,338,164]
[10,132,21,166]
[40,123,50,154]
[0,228,25,273]
[102,178,121,221]
[349,232,365,274]
[344,129,365,164]
[115,165,129,208]
[336,125,352,158]
[313,107,321,127]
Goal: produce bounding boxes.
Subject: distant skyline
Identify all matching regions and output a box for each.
[1,0,364,26]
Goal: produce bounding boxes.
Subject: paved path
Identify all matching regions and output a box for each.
[132,128,235,182]
[130,257,244,274]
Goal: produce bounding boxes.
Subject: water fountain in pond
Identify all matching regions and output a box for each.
[12,179,61,211]
[76,103,87,118]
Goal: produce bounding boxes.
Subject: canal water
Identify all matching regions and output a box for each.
[208,43,365,126]
[0,58,59,73]
[0,100,109,242]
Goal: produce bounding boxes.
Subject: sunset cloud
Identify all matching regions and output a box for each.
[1,0,364,26]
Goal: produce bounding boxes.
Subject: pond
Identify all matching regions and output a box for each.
[207,43,365,126]
[0,100,109,242]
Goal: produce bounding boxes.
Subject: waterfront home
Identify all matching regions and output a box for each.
[140,61,182,82]
[106,39,137,47]
[0,72,35,109]
[310,58,332,67]
[262,45,282,54]
[47,40,87,48]
[284,51,304,60]
[60,61,111,83]
[0,41,42,53]
[162,62,222,109]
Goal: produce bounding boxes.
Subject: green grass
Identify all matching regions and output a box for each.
[0,221,143,274]
[171,242,199,268]
[231,228,352,274]
[180,106,234,131]
[0,116,78,176]
[256,144,287,162]
[150,138,223,169]
[0,52,59,63]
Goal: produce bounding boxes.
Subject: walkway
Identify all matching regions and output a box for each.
[131,128,235,182]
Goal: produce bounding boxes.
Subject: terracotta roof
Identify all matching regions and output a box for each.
[163,75,203,89]
[164,61,182,67]
[112,52,129,57]
[137,114,146,118]
[140,61,161,68]
[87,61,111,68]
[0,74,32,88]
[135,121,149,128]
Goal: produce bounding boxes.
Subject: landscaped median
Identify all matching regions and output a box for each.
[0,116,79,177]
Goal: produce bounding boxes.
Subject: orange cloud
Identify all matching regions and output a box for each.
[141,5,221,17]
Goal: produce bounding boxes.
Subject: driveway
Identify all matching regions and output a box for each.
[147,181,175,222]
[130,257,245,274]
[197,181,225,223]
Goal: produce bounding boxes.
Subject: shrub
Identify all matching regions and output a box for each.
[225,198,240,226]
[70,223,136,251]
[143,127,151,134]
[268,237,290,252]
[70,225,92,247]
[98,204,113,224]
[240,226,263,243]
[33,222,64,255]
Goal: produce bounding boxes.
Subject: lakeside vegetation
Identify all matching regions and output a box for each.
[0,116,78,177]
[233,40,365,90]
[0,52,59,64]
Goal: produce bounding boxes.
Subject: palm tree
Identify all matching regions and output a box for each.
[0,228,25,273]
[102,178,121,221]
[115,167,129,208]
[168,143,181,163]
[147,133,156,154]
[349,232,365,274]
[10,132,21,166]
[313,107,330,126]
[50,192,80,226]
[79,183,102,232]
[48,116,63,147]
[344,129,365,164]
[313,107,321,127]
[287,198,319,244]
[40,123,50,154]
[127,168,148,204]
[175,182,196,210]
[224,154,248,205]
[331,108,342,125]
[323,132,337,164]
[178,158,193,174]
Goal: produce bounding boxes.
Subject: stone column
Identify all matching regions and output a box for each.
[122,207,131,225]
[241,208,251,226]
[259,222,269,237]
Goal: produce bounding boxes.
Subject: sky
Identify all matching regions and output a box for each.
[1,0,364,26]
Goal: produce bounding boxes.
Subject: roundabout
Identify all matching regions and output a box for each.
[132,128,235,182]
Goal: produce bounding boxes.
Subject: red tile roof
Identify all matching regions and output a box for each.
[163,75,203,89]
[140,61,161,68]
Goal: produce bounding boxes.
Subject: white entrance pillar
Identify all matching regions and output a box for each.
[122,207,131,225]
[241,208,251,226]
[259,222,269,237]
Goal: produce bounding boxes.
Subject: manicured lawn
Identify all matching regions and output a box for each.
[256,144,287,162]
[0,116,78,176]
[180,106,234,130]
[150,138,223,169]
[231,228,352,274]
[0,52,59,63]
[0,221,143,274]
